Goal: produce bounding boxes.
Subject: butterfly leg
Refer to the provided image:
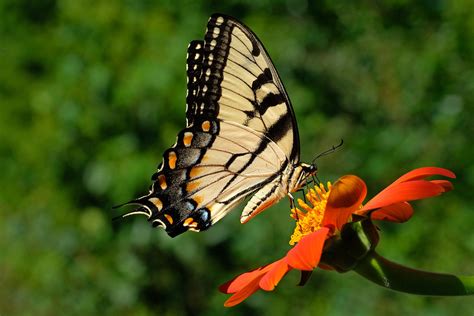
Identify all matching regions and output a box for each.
[288,192,295,210]
[288,193,304,233]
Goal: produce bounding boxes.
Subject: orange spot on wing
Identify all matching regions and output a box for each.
[183,132,193,147]
[148,197,163,210]
[164,214,174,224]
[189,167,202,178]
[186,181,200,193]
[202,120,211,132]
[183,217,194,227]
[168,151,177,169]
[193,195,203,205]
[158,175,167,190]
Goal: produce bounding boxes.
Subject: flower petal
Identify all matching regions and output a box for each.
[219,262,279,294]
[223,275,263,307]
[431,180,454,192]
[322,175,367,230]
[259,259,291,291]
[391,167,456,185]
[369,202,414,222]
[286,227,330,271]
[361,180,446,212]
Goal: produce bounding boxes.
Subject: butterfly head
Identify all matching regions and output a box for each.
[290,162,317,192]
[300,162,317,177]
[293,140,344,191]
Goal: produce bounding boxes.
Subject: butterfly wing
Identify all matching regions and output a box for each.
[124,14,300,237]
[190,14,300,162]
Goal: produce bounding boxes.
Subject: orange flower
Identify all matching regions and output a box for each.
[219,167,455,307]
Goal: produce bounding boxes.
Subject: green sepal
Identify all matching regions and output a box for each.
[320,218,379,272]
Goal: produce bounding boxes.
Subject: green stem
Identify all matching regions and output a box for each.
[353,251,474,296]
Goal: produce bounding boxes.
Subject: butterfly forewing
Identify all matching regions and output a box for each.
[202,15,300,162]
[124,14,304,237]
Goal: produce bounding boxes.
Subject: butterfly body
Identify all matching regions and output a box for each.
[122,14,317,237]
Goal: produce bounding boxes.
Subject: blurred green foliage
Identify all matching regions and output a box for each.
[1,0,473,315]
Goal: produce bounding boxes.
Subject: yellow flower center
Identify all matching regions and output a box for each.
[289,182,332,245]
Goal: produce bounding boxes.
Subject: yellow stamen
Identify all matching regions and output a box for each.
[289,182,332,245]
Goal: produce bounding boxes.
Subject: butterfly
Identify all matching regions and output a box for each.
[119,13,317,237]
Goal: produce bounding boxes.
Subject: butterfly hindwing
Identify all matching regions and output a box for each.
[140,118,288,237]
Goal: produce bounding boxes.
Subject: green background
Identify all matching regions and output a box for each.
[1,0,473,315]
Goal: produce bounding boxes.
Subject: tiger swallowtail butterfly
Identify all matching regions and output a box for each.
[119,14,317,237]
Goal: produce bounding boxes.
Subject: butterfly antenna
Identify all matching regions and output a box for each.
[312,139,344,164]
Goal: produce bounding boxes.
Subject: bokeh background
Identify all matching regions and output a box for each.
[1,0,473,315]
